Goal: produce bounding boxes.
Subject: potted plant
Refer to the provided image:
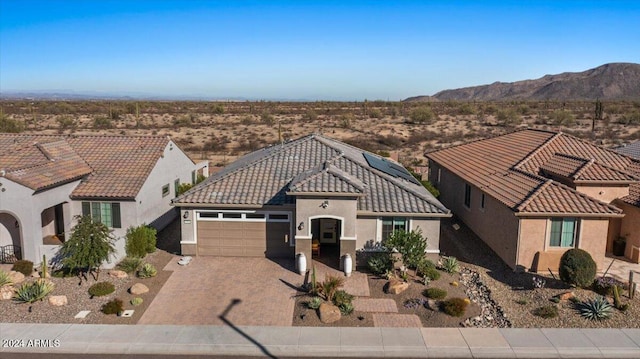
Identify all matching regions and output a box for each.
[613,236,626,257]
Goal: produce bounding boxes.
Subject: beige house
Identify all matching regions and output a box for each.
[427,129,640,272]
[174,134,451,268]
[0,134,207,266]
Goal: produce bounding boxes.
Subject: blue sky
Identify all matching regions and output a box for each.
[1,1,638,100]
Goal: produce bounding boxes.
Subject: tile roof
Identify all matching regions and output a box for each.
[0,134,171,199]
[616,141,640,160]
[428,129,640,215]
[175,134,449,215]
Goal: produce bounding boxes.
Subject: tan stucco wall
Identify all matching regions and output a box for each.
[518,217,609,271]
[356,217,377,249]
[618,202,640,262]
[575,185,629,204]
[430,164,519,268]
[411,218,441,253]
[294,197,358,240]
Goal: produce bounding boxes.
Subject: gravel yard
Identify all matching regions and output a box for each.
[440,216,640,328]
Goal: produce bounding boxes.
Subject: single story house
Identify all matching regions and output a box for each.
[616,141,640,160]
[173,134,451,267]
[0,134,207,266]
[427,129,640,272]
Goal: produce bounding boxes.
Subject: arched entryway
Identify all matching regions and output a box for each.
[310,217,342,268]
[0,212,23,263]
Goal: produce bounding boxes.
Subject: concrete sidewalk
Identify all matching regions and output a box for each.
[2,323,640,358]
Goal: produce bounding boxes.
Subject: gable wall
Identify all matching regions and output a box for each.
[429,162,519,268]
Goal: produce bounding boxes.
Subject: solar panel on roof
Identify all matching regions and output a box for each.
[363,152,421,185]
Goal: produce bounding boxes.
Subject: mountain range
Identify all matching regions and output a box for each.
[405,63,640,102]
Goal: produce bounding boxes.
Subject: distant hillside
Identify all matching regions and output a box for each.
[405,63,640,102]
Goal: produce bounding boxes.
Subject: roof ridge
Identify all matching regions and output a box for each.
[549,181,623,213]
[325,163,365,190]
[175,135,320,201]
[571,158,595,179]
[513,132,562,170]
[576,159,640,181]
[557,131,640,168]
[427,128,555,157]
[516,178,553,212]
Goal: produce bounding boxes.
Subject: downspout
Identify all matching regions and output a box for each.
[515,214,522,272]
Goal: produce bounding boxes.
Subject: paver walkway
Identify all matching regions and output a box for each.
[138,256,301,326]
[353,298,398,313]
[311,260,370,296]
[600,255,640,292]
[373,313,423,327]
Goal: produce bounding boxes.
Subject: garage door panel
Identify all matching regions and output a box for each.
[197,219,290,257]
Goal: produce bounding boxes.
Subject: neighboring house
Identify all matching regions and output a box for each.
[427,129,640,272]
[173,134,451,268]
[0,134,207,266]
[616,141,640,160]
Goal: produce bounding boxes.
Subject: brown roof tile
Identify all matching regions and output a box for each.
[0,134,171,198]
[428,129,637,215]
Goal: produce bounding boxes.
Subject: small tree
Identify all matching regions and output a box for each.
[383,229,427,269]
[58,216,116,281]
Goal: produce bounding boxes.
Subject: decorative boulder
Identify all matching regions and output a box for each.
[8,271,25,284]
[425,299,439,311]
[48,295,68,306]
[108,270,128,279]
[0,285,14,300]
[130,283,149,295]
[386,279,409,294]
[318,302,341,324]
[556,291,575,301]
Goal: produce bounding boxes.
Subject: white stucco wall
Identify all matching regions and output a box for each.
[0,178,81,265]
[136,140,197,230]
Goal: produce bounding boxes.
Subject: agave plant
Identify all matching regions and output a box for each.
[0,269,13,287]
[307,296,322,310]
[320,274,345,302]
[576,296,613,321]
[137,263,157,278]
[14,279,54,303]
[441,256,459,274]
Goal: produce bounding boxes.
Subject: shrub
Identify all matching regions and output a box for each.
[416,259,435,275]
[116,257,144,274]
[440,256,459,274]
[441,297,468,317]
[533,305,558,319]
[0,116,25,133]
[576,296,613,321]
[125,225,157,258]
[422,267,441,281]
[101,298,124,315]
[383,229,427,269]
[11,260,34,276]
[367,252,393,275]
[130,297,144,306]
[320,274,345,302]
[88,281,115,297]
[307,296,322,310]
[559,249,596,288]
[423,288,447,300]
[0,269,12,287]
[592,276,625,296]
[137,263,157,278]
[14,280,54,303]
[409,106,435,124]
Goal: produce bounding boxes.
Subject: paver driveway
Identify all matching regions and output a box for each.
[138,256,302,326]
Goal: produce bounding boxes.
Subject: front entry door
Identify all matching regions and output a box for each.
[319,219,337,244]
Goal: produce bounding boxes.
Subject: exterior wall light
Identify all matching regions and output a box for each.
[298,222,304,230]
[183,211,189,219]
[321,200,329,208]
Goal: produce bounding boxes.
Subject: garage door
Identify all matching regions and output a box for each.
[196,213,292,257]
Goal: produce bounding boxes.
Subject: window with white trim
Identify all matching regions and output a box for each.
[550,218,578,248]
[81,202,121,228]
[381,217,407,241]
